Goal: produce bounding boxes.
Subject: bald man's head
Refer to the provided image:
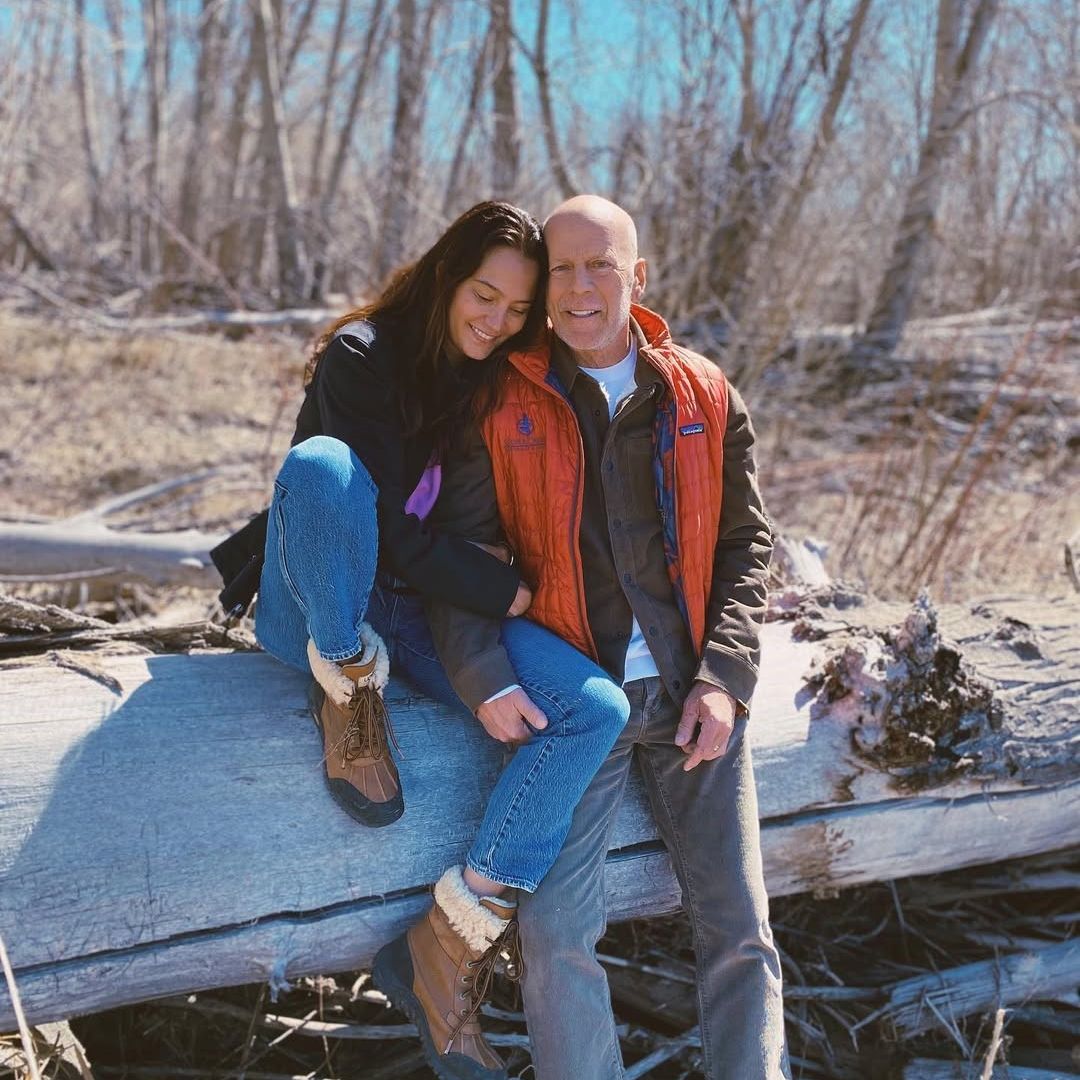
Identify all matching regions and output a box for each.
[543,195,646,368]
[545,195,639,263]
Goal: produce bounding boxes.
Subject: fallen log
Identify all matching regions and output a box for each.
[903,1062,1068,1080]
[1,594,1076,1030]
[882,939,1080,1038]
[0,473,232,589]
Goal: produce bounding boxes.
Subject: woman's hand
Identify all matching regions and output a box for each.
[468,540,513,564]
[468,539,530,615]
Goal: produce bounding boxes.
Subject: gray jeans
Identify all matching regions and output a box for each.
[517,677,790,1079]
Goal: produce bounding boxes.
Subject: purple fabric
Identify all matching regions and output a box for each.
[404,460,442,521]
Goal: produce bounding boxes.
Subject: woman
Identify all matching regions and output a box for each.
[216,203,629,1079]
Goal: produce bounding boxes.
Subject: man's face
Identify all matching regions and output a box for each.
[544,213,645,367]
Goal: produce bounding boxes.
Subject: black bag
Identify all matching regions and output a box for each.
[210,508,269,617]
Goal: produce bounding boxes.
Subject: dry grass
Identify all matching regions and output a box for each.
[1,310,1076,611]
[755,325,1079,602]
[1,309,1077,1078]
[0,313,302,529]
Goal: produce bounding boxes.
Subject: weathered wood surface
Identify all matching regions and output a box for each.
[1,596,1077,1029]
[884,939,1080,1037]
[903,1062,1069,1080]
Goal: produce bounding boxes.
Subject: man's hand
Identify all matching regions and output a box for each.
[476,688,548,746]
[507,581,532,617]
[674,681,737,771]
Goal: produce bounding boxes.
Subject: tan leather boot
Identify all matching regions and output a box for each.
[306,630,403,827]
[372,866,521,1079]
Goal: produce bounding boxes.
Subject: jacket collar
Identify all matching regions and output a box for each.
[511,304,674,391]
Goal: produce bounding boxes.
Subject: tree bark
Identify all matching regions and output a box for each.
[444,25,493,216]
[72,0,104,240]
[376,0,438,282]
[103,0,136,276]
[140,0,169,277]
[306,0,350,204]
[173,0,228,273]
[216,22,257,287]
[531,0,576,200]
[251,0,307,304]
[858,0,1001,357]
[489,0,520,198]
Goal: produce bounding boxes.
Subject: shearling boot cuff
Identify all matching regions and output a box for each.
[307,624,390,708]
[432,866,513,953]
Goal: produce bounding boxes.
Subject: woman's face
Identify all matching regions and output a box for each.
[446,246,539,361]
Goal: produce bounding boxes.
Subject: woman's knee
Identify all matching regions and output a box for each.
[277,436,377,506]
[576,676,631,736]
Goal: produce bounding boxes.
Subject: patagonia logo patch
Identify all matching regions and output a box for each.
[679,422,705,436]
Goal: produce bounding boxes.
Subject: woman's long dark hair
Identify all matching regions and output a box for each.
[306,201,546,457]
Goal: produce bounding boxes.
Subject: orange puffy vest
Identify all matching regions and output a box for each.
[480,305,728,662]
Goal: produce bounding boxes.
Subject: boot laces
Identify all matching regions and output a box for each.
[445,917,523,1051]
[341,685,400,766]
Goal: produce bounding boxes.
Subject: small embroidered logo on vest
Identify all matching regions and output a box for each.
[517,413,534,436]
[679,422,705,436]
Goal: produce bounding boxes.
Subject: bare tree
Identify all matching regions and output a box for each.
[72,0,104,240]
[376,0,440,282]
[858,0,1001,357]
[173,0,228,274]
[307,0,350,205]
[445,25,493,216]
[140,0,169,277]
[528,0,577,200]
[251,0,307,303]
[490,0,520,198]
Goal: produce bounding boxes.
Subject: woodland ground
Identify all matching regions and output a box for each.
[1,308,1077,1079]
[1,309,1077,606]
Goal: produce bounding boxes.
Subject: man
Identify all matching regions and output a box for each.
[428,195,789,1079]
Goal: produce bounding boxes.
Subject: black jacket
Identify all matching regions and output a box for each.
[212,318,520,619]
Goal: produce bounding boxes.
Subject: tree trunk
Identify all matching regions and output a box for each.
[531,0,576,200]
[376,0,438,282]
[444,25,492,216]
[310,0,388,298]
[104,0,136,277]
[282,0,319,83]
[768,0,873,252]
[140,0,169,278]
[306,0,350,204]
[216,21,257,288]
[858,0,1000,357]
[251,0,307,304]
[72,0,104,240]
[489,0,519,198]
[173,0,227,274]
[1,595,1076,1029]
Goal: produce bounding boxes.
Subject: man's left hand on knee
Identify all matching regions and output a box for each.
[675,681,737,770]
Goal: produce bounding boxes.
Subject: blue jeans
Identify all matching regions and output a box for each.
[255,436,630,891]
[518,677,790,1080]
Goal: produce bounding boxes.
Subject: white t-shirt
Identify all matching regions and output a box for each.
[582,342,660,686]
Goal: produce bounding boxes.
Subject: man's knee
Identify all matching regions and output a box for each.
[518,892,605,965]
